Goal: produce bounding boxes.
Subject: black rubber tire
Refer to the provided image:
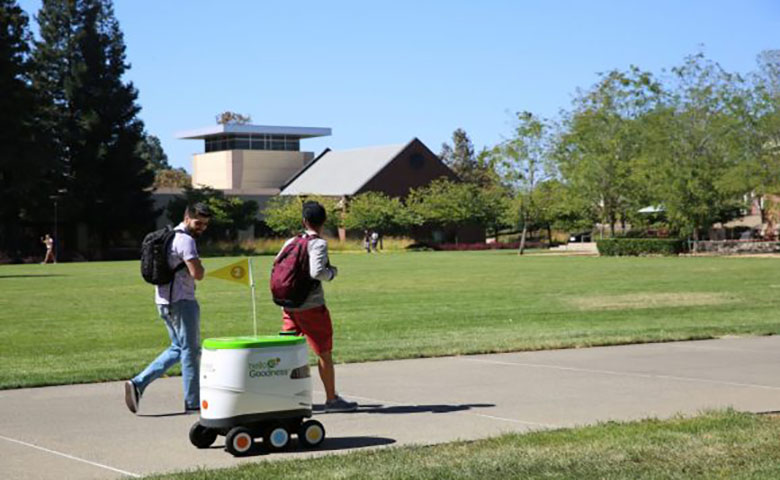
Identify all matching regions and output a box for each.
[189,421,218,449]
[225,426,255,457]
[263,424,291,452]
[297,420,326,448]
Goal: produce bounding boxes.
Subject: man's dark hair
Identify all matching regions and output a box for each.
[302,201,327,227]
[185,202,212,219]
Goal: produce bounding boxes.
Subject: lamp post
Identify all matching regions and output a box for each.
[49,188,67,263]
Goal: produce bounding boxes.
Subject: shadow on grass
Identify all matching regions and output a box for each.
[314,403,495,415]
[0,274,66,279]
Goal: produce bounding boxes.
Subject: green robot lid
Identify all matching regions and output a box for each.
[203,335,306,350]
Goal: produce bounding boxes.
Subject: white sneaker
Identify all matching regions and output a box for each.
[124,380,140,414]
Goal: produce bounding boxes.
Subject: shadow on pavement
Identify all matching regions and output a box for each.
[137,412,198,418]
[314,403,495,415]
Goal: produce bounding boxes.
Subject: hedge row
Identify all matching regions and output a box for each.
[596,238,686,256]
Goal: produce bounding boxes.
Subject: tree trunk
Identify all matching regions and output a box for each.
[518,224,528,255]
[692,227,699,253]
[547,224,552,248]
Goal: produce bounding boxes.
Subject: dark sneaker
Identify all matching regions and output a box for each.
[124,380,140,414]
[325,395,358,413]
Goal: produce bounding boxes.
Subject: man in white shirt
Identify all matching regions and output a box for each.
[125,203,211,414]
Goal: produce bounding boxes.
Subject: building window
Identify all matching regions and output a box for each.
[249,134,267,150]
[223,136,236,150]
[205,133,301,152]
[234,135,250,149]
[409,153,425,169]
[270,135,285,151]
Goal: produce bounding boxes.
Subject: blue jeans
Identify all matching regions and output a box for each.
[133,300,201,409]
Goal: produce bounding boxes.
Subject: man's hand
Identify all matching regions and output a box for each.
[185,258,205,281]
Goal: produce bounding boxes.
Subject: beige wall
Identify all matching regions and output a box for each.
[192,151,232,189]
[192,150,314,191]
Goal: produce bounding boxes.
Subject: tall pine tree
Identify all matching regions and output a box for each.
[32,0,154,257]
[0,0,52,257]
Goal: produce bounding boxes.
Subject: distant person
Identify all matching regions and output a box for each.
[41,234,55,264]
[274,201,358,412]
[125,203,211,414]
[363,229,371,253]
[370,230,380,252]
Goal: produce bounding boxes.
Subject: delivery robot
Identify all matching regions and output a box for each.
[188,335,325,456]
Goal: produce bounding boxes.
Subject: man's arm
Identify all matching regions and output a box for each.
[309,239,337,281]
[185,258,205,281]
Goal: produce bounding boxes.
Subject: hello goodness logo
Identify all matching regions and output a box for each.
[248,357,289,378]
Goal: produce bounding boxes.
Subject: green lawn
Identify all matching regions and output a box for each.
[1,251,780,389]
[147,410,780,479]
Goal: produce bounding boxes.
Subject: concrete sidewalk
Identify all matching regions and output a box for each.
[2,336,779,479]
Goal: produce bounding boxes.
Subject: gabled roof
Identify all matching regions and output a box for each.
[280,141,411,196]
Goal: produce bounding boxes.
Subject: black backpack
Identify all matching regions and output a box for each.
[140,226,188,285]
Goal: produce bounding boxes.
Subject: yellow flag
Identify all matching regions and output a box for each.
[208,258,251,286]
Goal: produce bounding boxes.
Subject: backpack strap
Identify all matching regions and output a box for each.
[168,228,192,302]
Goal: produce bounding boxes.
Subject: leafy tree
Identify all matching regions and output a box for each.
[556,67,661,237]
[493,111,555,254]
[531,179,596,244]
[262,195,340,236]
[407,179,473,234]
[137,133,169,171]
[440,128,498,187]
[216,111,251,125]
[645,54,749,244]
[32,0,155,253]
[407,178,509,242]
[261,196,304,236]
[166,186,257,242]
[0,0,52,256]
[153,168,191,188]
[341,192,416,233]
[733,50,780,226]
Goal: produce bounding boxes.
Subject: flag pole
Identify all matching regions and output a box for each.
[248,257,257,337]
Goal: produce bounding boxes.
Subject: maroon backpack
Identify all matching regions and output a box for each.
[270,234,318,308]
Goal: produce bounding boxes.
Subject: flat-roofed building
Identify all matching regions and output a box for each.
[176,124,331,195]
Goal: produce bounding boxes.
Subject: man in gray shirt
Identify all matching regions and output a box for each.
[278,201,357,412]
[125,203,211,414]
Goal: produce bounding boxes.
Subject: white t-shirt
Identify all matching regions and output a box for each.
[155,223,198,304]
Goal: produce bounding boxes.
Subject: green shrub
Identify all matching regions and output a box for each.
[597,238,685,256]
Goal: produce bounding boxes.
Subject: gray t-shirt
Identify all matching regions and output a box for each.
[155,223,198,304]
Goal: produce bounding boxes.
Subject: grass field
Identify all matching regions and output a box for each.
[2,251,780,389]
[147,410,780,479]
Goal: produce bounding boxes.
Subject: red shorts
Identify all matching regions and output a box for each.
[282,305,333,355]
